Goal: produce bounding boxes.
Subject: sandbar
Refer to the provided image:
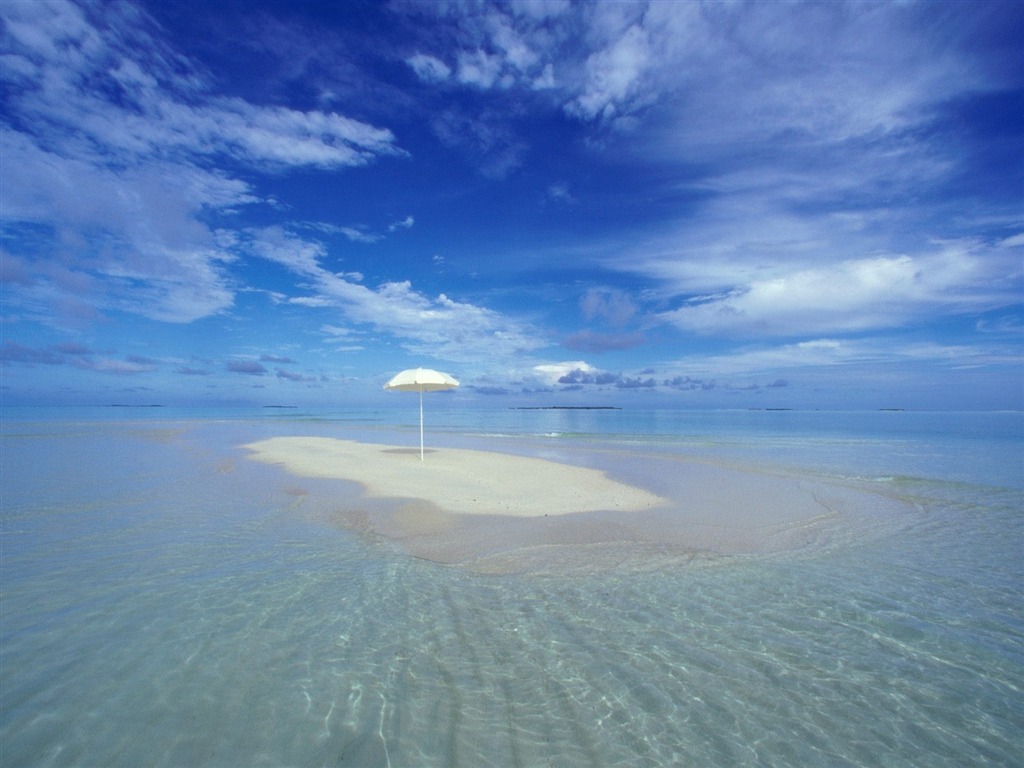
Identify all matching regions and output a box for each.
[243,437,667,516]
[243,436,904,573]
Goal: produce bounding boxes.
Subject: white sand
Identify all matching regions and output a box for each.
[243,437,667,516]
[243,436,904,572]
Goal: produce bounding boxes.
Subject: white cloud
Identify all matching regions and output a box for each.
[532,361,594,385]
[246,226,326,275]
[532,63,556,90]
[580,287,636,326]
[665,337,1023,381]
[456,49,506,88]
[0,0,406,329]
[321,324,365,352]
[659,244,1021,337]
[567,24,650,121]
[632,1,993,153]
[544,182,575,204]
[0,1,403,170]
[486,13,538,72]
[0,129,239,325]
[388,216,415,231]
[245,228,546,364]
[403,3,559,97]
[338,227,382,244]
[290,297,334,308]
[406,52,452,82]
[509,0,571,21]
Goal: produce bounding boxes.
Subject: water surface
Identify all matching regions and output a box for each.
[1,410,1021,766]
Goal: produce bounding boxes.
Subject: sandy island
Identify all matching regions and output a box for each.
[243,436,901,573]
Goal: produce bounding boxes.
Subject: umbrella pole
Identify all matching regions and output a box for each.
[419,389,424,461]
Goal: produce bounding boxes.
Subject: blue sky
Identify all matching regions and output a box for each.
[1,0,1021,410]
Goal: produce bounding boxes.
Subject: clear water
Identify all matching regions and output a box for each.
[1,409,1021,766]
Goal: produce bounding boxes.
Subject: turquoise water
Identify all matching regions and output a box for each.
[1,409,1021,766]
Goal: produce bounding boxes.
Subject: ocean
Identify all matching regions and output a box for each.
[1,407,1021,767]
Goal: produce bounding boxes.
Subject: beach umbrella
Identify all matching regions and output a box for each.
[383,367,459,461]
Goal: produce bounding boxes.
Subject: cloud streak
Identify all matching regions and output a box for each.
[1,1,1019,408]
[659,243,1022,337]
[245,227,546,364]
[0,0,404,328]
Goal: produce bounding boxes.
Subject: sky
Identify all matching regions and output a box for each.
[1,0,1022,410]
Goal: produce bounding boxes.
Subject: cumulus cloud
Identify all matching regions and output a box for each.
[532,360,594,385]
[531,360,656,390]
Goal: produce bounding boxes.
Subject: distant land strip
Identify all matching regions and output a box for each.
[511,406,622,410]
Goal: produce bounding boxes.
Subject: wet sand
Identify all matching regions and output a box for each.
[243,436,899,572]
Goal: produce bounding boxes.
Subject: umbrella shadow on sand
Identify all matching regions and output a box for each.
[382,448,438,456]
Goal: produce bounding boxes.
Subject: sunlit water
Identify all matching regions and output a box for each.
[1,409,1021,766]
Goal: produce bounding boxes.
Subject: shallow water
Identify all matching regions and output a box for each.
[1,411,1021,766]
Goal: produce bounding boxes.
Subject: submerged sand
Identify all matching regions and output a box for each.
[243,436,902,573]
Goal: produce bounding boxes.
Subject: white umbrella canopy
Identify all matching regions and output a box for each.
[383,368,459,460]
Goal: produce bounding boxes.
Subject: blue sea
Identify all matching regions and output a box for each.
[1,407,1021,767]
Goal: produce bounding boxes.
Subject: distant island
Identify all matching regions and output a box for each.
[512,406,622,410]
[263,405,298,408]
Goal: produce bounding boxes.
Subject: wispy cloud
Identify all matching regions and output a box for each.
[338,227,383,244]
[664,337,1024,380]
[226,360,269,376]
[407,52,452,83]
[0,341,158,374]
[2,2,402,169]
[306,217,414,243]
[400,1,1021,342]
[388,216,415,232]
[245,227,546,364]
[580,287,636,326]
[563,330,644,354]
[2,0,1019,407]
[657,242,1022,337]
[0,0,403,328]
[566,22,651,123]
